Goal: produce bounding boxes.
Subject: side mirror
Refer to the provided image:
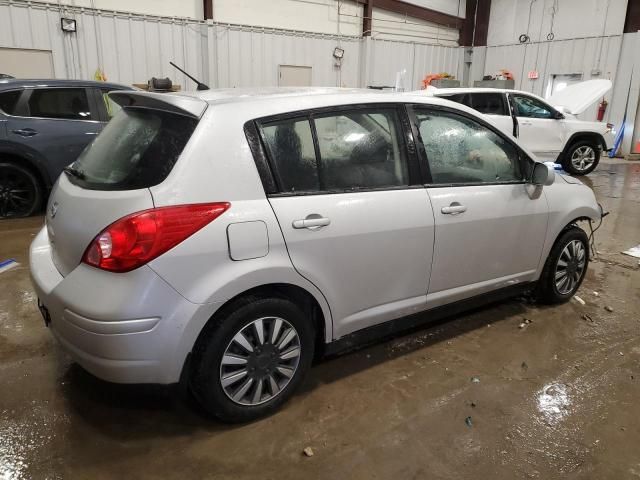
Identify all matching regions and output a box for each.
[531,162,555,186]
[553,109,565,120]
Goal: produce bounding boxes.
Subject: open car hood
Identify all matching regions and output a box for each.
[547,79,612,115]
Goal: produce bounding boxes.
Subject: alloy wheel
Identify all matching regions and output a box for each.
[220,316,301,406]
[554,239,586,295]
[570,146,596,173]
[0,165,37,218]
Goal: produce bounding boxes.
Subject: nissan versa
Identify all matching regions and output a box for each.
[30,88,602,422]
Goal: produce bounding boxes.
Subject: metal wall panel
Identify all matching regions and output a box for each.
[367,39,462,90]
[0,0,463,92]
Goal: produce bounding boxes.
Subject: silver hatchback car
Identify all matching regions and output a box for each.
[30,88,602,422]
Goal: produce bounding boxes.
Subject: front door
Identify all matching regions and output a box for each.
[412,106,548,307]
[258,106,435,338]
[509,93,565,161]
[6,87,101,182]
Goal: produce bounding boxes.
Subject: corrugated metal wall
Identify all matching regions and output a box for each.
[5,0,634,152]
[0,0,462,91]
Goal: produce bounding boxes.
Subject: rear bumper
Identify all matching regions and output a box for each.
[29,227,219,384]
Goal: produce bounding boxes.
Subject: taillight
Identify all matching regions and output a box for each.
[82,203,230,273]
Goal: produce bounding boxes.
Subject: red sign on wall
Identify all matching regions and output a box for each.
[528,71,539,79]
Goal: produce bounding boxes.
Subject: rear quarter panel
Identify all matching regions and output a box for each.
[147,103,333,342]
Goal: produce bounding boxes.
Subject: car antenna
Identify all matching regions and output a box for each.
[169,61,209,91]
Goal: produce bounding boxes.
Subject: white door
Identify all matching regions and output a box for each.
[412,106,548,307]
[0,47,54,78]
[278,65,312,87]
[509,93,565,160]
[259,107,435,338]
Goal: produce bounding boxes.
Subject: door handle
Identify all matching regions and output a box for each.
[12,128,38,137]
[441,202,467,215]
[292,216,331,229]
[520,121,532,126]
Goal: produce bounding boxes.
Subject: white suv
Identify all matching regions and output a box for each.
[30,88,602,422]
[429,80,614,175]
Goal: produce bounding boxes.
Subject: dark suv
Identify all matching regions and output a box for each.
[0,79,132,218]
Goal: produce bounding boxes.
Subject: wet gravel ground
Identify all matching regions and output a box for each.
[1,160,639,479]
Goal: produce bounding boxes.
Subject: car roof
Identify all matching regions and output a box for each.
[0,78,132,90]
[114,87,477,120]
[108,87,542,161]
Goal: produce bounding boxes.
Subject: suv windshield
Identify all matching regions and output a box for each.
[68,108,197,190]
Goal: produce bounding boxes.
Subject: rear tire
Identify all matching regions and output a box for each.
[0,161,42,218]
[190,296,315,423]
[561,140,600,176]
[536,226,589,304]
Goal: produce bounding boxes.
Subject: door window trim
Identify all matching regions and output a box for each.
[245,102,424,197]
[408,103,534,188]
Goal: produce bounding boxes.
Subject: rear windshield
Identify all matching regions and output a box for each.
[67,108,198,190]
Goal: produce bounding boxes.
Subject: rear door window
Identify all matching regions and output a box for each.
[27,88,94,120]
[441,93,472,108]
[470,93,507,115]
[314,110,409,190]
[259,108,410,193]
[260,119,319,192]
[0,90,22,115]
[68,108,198,190]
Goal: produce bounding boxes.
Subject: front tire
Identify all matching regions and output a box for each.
[190,296,315,422]
[536,226,589,304]
[0,161,42,218]
[561,140,600,176]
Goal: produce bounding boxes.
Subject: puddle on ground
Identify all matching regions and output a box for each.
[537,383,571,425]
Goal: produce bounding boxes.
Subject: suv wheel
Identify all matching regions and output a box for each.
[561,140,600,175]
[0,162,42,218]
[536,226,589,304]
[190,296,314,422]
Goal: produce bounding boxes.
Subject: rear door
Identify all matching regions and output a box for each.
[5,87,101,182]
[509,93,565,160]
[411,105,548,307]
[258,105,435,338]
[468,92,514,138]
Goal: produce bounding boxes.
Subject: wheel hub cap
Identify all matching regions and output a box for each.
[0,166,36,217]
[554,239,586,295]
[570,146,596,172]
[220,316,301,406]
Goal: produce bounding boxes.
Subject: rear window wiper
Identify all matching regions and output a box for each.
[63,165,87,180]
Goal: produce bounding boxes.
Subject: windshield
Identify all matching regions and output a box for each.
[68,108,197,190]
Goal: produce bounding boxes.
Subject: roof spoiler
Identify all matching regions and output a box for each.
[108,91,208,119]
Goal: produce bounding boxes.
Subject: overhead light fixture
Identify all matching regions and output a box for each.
[60,18,77,33]
[333,47,345,59]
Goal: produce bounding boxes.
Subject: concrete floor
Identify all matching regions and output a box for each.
[1,160,639,480]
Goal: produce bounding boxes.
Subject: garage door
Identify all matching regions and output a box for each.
[0,47,54,78]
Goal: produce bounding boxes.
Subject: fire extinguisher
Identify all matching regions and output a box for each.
[597,99,608,121]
